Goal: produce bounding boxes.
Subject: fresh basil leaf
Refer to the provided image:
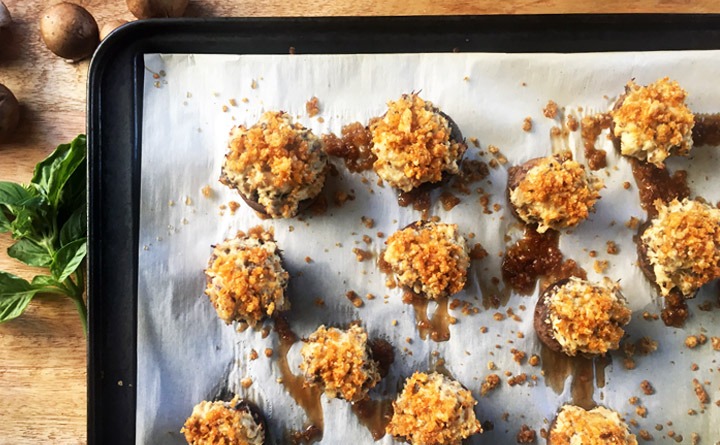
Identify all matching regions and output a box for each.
[58,163,86,215]
[0,208,10,233]
[0,182,31,206]
[0,271,36,322]
[31,275,61,288]
[59,205,86,247]
[31,135,86,208]
[51,238,87,283]
[0,292,35,322]
[7,238,52,267]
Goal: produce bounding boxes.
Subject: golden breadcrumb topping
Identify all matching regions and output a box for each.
[510,156,603,233]
[370,94,466,192]
[221,111,327,218]
[612,77,694,167]
[383,222,469,300]
[642,198,720,297]
[387,372,482,445]
[204,227,289,325]
[181,399,265,445]
[549,405,637,445]
[545,277,631,356]
[299,325,380,402]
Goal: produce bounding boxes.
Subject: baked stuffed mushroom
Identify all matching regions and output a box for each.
[386,372,482,445]
[507,155,603,233]
[220,111,328,218]
[534,277,631,357]
[611,77,694,167]
[299,324,382,402]
[383,221,470,300]
[638,198,720,298]
[370,93,467,192]
[204,227,289,325]
[548,405,637,445]
[181,397,267,445]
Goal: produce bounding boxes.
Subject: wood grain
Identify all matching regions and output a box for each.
[0,1,717,444]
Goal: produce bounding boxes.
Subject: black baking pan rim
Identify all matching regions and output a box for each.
[87,14,720,445]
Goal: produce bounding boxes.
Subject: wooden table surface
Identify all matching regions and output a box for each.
[1,1,719,443]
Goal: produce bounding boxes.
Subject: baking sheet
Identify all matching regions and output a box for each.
[137,52,720,444]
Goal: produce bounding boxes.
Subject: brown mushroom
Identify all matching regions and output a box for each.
[0,83,19,143]
[100,19,128,41]
[39,3,99,61]
[126,0,188,19]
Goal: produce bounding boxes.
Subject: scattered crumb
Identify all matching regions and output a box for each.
[522,117,533,132]
[314,298,324,307]
[352,248,373,262]
[481,374,501,396]
[507,373,527,386]
[623,358,636,370]
[251,79,258,89]
[304,256,313,263]
[469,137,480,147]
[334,190,355,206]
[228,200,240,215]
[361,216,375,229]
[241,377,253,388]
[543,100,558,119]
[606,241,619,255]
[528,354,540,367]
[625,216,641,230]
[641,380,655,395]
[201,185,212,198]
[345,291,364,308]
[306,96,320,117]
[623,181,632,190]
[593,259,609,273]
[566,115,579,132]
[636,405,647,418]
[638,429,653,441]
[692,378,709,405]
[249,349,258,360]
[264,348,273,358]
[516,424,536,443]
[222,105,229,112]
[712,337,720,351]
[685,335,700,349]
[510,348,526,365]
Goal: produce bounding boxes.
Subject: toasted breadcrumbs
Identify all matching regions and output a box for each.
[220,111,327,218]
[545,277,631,356]
[383,222,469,300]
[510,156,602,233]
[387,372,482,445]
[299,325,380,402]
[181,398,265,445]
[549,405,637,445]
[204,227,289,325]
[370,94,466,192]
[611,77,694,167]
[641,198,720,297]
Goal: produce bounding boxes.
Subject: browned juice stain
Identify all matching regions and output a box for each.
[693,113,720,147]
[540,344,574,394]
[368,338,395,378]
[403,292,451,342]
[274,315,324,444]
[571,357,596,410]
[397,187,431,220]
[540,345,606,410]
[323,122,377,173]
[351,398,394,441]
[629,158,690,218]
[580,113,611,170]
[502,228,586,295]
[594,354,611,389]
[661,290,690,328]
[478,276,511,309]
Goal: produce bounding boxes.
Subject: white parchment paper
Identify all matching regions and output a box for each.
[137,52,720,444]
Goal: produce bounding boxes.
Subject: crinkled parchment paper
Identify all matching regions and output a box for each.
[137,52,720,444]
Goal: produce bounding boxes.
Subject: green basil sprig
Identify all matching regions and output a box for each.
[0,135,87,334]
